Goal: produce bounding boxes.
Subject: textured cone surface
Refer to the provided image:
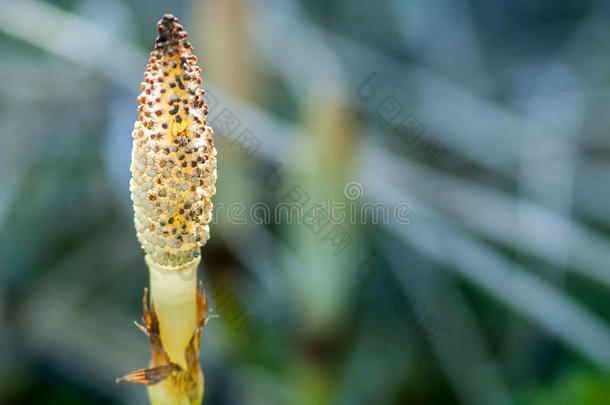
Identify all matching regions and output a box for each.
[130,14,216,267]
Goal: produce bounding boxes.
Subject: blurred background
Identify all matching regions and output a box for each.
[2,0,610,404]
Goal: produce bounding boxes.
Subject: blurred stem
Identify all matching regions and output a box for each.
[146,256,202,405]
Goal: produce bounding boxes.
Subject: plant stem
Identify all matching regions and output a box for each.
[146,255,203,405]
[122,14,214,404]
[147,256,199,368]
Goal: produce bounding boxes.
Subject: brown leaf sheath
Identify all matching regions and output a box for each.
[116,285,209,392]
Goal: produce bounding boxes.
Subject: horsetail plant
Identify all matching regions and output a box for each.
[117,15,216,405]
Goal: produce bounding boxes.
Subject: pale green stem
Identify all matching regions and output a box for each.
[146,256,203,405]
[146,255,199,368]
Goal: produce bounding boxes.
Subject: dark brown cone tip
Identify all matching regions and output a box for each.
[156,14,187,45]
